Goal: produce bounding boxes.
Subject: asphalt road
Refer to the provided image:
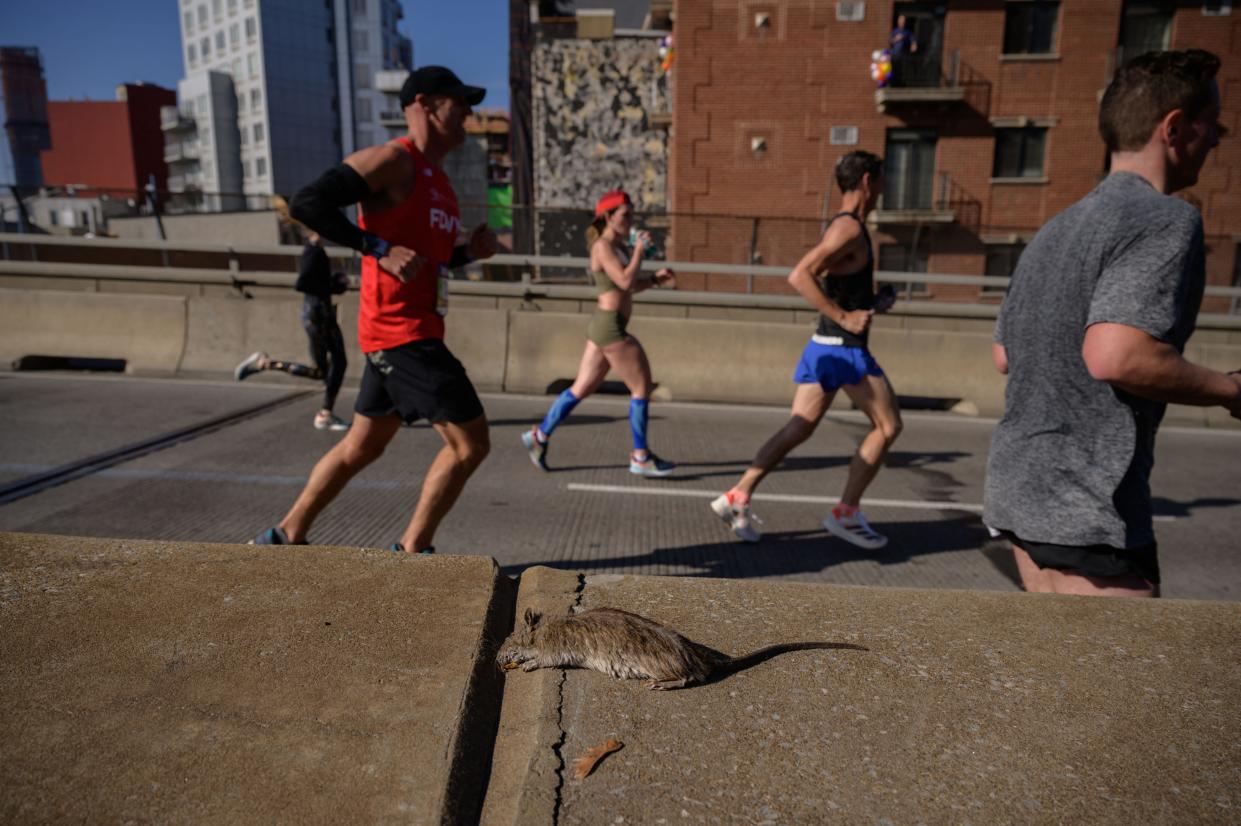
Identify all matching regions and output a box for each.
[2,371,1238,600]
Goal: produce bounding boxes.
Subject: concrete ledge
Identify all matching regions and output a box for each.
[0,533,513,825]
[481,567,584,826]
[486,570,1241,823]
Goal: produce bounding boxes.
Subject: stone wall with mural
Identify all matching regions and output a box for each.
[532,36,669,215]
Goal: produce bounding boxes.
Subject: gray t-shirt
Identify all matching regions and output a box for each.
[984,172,1205,549]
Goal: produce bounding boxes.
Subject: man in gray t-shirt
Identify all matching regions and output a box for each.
[984,49,1241,598]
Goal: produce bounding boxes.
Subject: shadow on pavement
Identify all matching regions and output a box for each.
[1152,496,1241,517]
[501,514,1005,582]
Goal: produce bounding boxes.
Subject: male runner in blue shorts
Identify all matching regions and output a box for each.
[711,150,900,549]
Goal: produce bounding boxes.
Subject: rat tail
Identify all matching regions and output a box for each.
[716,642,867,679]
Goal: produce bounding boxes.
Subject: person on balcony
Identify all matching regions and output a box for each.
[888,14,918,87]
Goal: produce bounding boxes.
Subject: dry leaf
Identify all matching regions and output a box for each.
[501,662,519,670]
[572,738,623,780]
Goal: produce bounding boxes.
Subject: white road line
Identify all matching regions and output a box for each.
[565,483,1179,521]
[566,483,986,514]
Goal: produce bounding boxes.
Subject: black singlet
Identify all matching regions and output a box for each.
[814,212,876,348]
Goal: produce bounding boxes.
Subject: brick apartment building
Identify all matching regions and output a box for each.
[41,83,177,196]
[667,0,1241,312]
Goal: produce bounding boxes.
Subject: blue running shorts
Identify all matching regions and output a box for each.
[793,338,885,391]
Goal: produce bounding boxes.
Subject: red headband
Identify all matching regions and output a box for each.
[594,190,632,217]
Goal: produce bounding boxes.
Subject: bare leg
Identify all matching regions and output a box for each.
[838,374,903,507]
[398,414,490,552]
[278,413,402,542]
[733,383,835,497]
[568,341,611,400]
[1013,545,1159,598]
[601,336,653,400]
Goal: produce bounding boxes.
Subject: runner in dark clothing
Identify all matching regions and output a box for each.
[235,228,351,431]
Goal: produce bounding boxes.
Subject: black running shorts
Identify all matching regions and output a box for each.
[356,339,485,425]
[1000,530,1160,584]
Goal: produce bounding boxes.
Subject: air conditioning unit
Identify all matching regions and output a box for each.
[830,126,859,146]
[837,1,865,22]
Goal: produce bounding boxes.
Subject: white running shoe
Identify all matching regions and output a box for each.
[314,413,350,431]
[234,351,268,381]
[822,508,888,550]
[710,493,762,543]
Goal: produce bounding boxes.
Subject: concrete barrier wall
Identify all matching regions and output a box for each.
[0,287,188,374]
[2,281,1239,426]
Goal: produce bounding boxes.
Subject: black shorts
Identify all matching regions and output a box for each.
[999,530,1160,584]
[356,339,485,425]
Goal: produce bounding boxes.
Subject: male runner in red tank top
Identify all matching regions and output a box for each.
[251,66,498,553]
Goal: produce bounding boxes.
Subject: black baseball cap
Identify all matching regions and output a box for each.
[399,66,486,109]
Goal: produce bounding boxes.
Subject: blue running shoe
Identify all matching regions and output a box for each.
[249,526,306,545]
[630,452,675,477]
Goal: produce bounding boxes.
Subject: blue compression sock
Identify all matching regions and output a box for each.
[539,389,580,437]
[629,398,649,452]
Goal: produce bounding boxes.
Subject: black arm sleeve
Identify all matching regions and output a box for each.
[289,164,381,254]
[448,244,472,269]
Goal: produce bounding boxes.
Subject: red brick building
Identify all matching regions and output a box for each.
[668,1,1240,311]
[41,82,176,195]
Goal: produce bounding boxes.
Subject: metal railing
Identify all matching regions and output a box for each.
[1,233,1239,323]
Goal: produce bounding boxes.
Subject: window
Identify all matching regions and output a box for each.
[993,127,1047,178]
[984,243,1026,295]
[353,0,367,14]
[355,97,372,120]
[215,31,226,52]
[253,122,265,143]
[183,10,194,32]
[243,159,252,178]
[353,30,369,51]
[244,16,256,41]
[231,58,242,77]
[187,44,197,66]
[212,0,222,19]
[1203,0,1232,15]
[247,52,260,77]
[1119,1,1173,64]
[197,4,208,26]
[255,156,267,176]
[244,0,253,7]
[1003,1,1059,54]
[355,64,371,88]
[200,36,210,58]
[229,24,239,49]
[239,127,248,145]
[227,0,237,13]
[883,129,937,210]
[250,88,262,110]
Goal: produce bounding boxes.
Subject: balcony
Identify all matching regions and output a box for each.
[374,69,408,94]
[163,141,200,163]
[160,105,195,133]
[166,173,202,194]
[871,171,959,226]
[874,50,966,113]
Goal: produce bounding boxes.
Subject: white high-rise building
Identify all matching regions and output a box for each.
[163,0,411,211]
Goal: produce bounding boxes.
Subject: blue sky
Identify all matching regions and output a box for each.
[0,0,511,110]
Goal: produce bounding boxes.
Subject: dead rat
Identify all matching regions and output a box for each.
[495,607,866,690]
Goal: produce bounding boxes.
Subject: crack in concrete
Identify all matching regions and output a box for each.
[550,573,587,826]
